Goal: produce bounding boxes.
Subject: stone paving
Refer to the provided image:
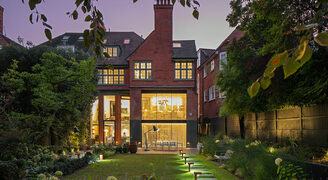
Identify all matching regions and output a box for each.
[182,154,217,180]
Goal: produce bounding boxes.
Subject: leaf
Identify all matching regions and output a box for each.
[41,14,47,22]
[172,0,176,5]
[268,50,288,67]
[81,6,86,13]
[295,40,308,61]
[29,13,33,24]
[85,15,92,22]
[297,44,312,67]
[103,52,110,58]
[263,66,275,78]
[192,9,199,19]
[260,77,271,90]
[314,32,328,46]
[29,0,36,10]
[72,10,78,20]
[283,57,299,79]
[44,29,52,42]
[248,81,260,98]
[193,0,200,6]
[180,0,185,7]
[133,0,137,2]
[42,22,52,29]
[186,0,191,7]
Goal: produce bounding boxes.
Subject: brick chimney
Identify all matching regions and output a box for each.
[0,6,3,35]
[154,0,173,41]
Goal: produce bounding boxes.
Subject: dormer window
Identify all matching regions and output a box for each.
[173,42,181,48]
[78,36,84,41]
[62,35,70,45]
[123,39,130,44]
[103,46,119,57]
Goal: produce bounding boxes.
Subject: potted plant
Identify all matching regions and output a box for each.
[129,141,138,153]
[122,143,129,153]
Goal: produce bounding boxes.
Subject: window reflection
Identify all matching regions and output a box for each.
[121,97,130,143]
[142,93,186,120]
[90,98,99,143]
[104,96,116,120]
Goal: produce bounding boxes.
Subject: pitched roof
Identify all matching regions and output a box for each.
[198,48,215,66]
[39,31,144,66]
[97,31,144,66]
[39,32,87,51]
[172,40,197,59]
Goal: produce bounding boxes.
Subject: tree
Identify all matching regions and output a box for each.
[23,0,200,58]
[226,0,328,98]
[0,46,97,145]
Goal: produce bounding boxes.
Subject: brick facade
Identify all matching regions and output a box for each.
[197,30,243,135]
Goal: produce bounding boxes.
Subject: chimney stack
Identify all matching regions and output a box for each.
[0,6,3,35]
[154,0,173,41]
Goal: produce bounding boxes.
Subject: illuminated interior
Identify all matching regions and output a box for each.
[142,123,187,148]
[121,96,130,143]
[104,96,116,120]
[90,98,99,143]
[104,121,115,144]
[142,93,186,120]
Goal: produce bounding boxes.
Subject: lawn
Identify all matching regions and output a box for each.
[63,154,237,180]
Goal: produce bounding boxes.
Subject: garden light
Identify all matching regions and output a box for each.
[188,162,194,172]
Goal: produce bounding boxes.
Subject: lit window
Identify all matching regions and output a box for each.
[219,51,227,71]
[123,39,130,44]
[175,62,193,80]
[142,93,187,120]
[173,42,181,48]
[103,46,119,57]
[134,61,152,80]
[97,68,125,85]
[210,60,214,71]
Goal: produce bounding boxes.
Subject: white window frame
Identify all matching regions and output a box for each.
[219,51,227,71]
[203,66,207,78]
[210,60,214,72]
[209,85,216,101]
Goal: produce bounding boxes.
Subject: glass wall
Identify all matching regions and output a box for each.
[121,96,130,143]
[142,93,186,120]
[104,96,116,120]
[104,121,115,144]
[104,96,115,144]
[142,123,187,148]
[90,98,99,143]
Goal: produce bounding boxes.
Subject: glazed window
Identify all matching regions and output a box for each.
[98,69,125,85]
[175,62,193,80]
[219,51,227,71]
[103,46,119,57]
[134,61,152,80]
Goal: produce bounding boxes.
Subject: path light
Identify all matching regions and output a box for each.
[188,162,194,172]
[194,171,202,180]
[99,154,103,160]
[179,150,183,155]
[184,156,189,164]
[181,152,186,159]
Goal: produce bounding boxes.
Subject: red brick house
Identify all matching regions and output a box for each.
[42,0,198,148]
[197,29,243,136]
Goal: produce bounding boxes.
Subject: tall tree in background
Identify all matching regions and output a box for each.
[226,0,328,97]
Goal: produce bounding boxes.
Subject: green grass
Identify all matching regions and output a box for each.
[192,154,239,180]
[63,154,237,180]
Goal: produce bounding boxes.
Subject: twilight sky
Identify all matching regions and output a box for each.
[0,0,234,49]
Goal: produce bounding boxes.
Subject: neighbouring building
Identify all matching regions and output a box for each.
[197,29,243,136]
[42,0,198,148]
[0,6,21,48]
